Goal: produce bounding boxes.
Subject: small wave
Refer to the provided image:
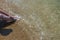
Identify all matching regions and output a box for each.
[13,15,21,20]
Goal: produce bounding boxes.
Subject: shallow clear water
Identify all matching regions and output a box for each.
[0,0,60,40]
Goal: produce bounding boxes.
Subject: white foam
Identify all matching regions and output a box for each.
[14,15,21,20]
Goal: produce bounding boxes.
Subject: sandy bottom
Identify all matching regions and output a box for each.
[0,0,60,40]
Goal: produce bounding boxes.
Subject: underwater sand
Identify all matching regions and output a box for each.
[0,0,60,40]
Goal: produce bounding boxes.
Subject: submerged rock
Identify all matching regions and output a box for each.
[0,10,16,28]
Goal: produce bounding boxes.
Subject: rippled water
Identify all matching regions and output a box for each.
[0,0,60,40]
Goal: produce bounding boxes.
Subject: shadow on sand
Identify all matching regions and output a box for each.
[0,20,16,36]
[0,29,12,36]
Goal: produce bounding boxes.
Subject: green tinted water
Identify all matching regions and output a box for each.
[0,0,60,40]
